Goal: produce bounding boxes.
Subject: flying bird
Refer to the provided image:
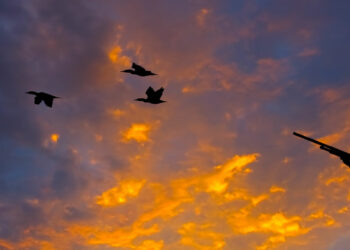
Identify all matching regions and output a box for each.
[135,86,166,104]
[121,62,157,76]
[293,131,350,168]
[26,91,60,108]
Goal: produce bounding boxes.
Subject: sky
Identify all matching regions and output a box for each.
[1,0,350,249]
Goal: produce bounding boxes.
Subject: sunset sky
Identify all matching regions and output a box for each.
[1,1,350,249]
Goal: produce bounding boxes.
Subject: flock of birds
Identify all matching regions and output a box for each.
[26,62,350,168]
[26,62,165,107]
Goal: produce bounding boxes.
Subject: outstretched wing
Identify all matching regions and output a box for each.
[34,96,42,105]
[146,86,155,98]
[44,97,53,107]
[132,63,146,72]
[153,87,164,100]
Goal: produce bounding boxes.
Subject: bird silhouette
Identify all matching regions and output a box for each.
[121,62,157,76]
[26,91,60,108]
[135,87,166,104]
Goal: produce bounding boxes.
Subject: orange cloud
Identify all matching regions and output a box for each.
[182,86,195,93]
[69,224,160,249]
[108,45,131,66]
[96,179,146,207]
[230,211,310,250]
[0,237,59,250]
[270,186,286,193]
[136,240,163,250]
[338,207,348,214]
[50,133,59,143]
[122,123,152,143]
[0,239,13,250]
[305,129,350,153]
[72,154,259,248]
[205,154,258,194]
[258,213,307,235]
[326,176,348,186]
[318,133,344,146]
[196,8,211,27]
[308,210,337,228]
[178,222,225,249]
[108,108,125,118]
[43,133,60,148]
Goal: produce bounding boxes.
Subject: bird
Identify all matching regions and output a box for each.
[26,91,60,108]
[135,86,166,104]
[121,62,157,76]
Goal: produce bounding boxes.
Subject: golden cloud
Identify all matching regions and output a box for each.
[205,154,258,194]
[270,186,286,193]
[69,224,160,248]
[74,154,259,248]
[135,240,163,250]
[43,133,60,148]
[96,179,146,207]
[230,211,310,250]
[108,45,131,66]
[122,123,152,143]
[178,222,225,249]
[50,133,59,143]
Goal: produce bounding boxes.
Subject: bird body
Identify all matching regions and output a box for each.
[122,63,157,76]
[135,87,166,104]
[26,91,60,108]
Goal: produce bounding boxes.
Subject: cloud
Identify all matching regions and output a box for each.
[178,222,225,249]
[96,179,146,207]
[1,0,350,249]
[136,240,163,250]
[196,8,211,28]
[108,45,131,66]
[68,154,259,248]
[122,123,152,143]
[50,134,59,143]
